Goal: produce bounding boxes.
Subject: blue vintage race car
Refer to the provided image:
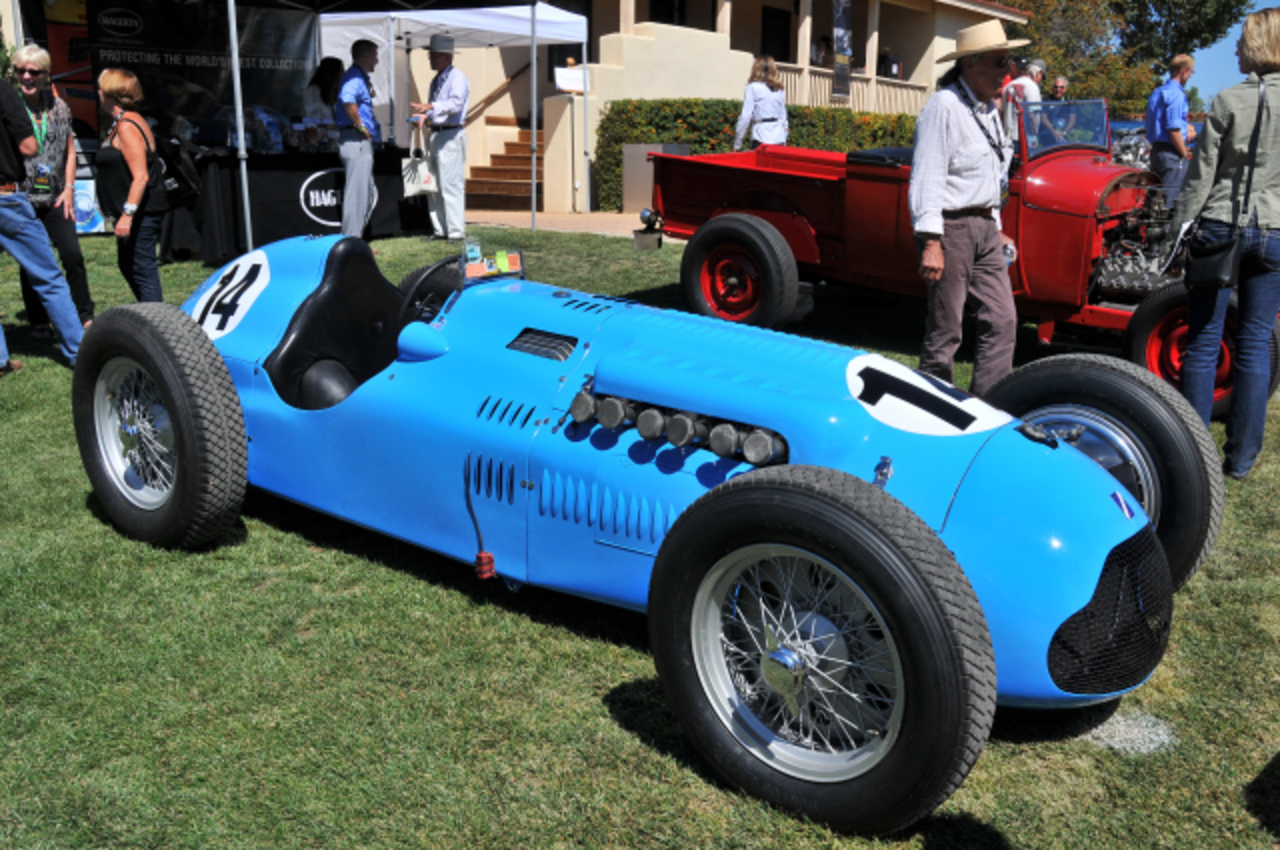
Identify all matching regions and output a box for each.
[71,235,1221,835]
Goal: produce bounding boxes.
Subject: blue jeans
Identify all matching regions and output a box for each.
[1151,146,1188,208]
[118,210,164,303]
[1182,218,1280,476]
[0,193,82,365]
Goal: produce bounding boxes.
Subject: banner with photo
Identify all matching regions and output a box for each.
[832,0,852,99]
[86,0,316,147]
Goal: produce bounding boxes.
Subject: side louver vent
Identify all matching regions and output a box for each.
[1047,525,1172,695]
[560,299,612,315]
[476,396,537,429]
[470,454,517,505]
[538,469,676,546]
[507,328,578,361]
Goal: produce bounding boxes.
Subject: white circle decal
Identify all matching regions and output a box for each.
[846,354,1012,436]
[190,250,272,341]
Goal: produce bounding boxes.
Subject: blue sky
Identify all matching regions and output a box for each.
[1192,22,1245,105]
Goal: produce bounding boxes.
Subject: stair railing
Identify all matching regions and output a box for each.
[465,62,532,128]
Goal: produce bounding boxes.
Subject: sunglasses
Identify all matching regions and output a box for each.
[13,67,47,78]
[983,53,1016,69]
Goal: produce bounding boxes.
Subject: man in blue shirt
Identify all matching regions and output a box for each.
[410,34,470,242]
[336,39,381,238]
[1145,54,1197,207]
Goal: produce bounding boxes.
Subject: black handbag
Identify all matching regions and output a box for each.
[1185,80,1266,290]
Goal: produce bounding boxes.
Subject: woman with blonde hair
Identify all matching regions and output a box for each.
[733,55,789,151]
[1171,5,1280,478]
[95,67,167,302]
[12,44,94,331]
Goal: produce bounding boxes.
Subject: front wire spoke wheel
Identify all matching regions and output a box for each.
[95,356,176,510]
[694,543,904,782]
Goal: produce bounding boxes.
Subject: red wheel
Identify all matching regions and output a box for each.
[681,213,798,328]
[1123,283,1277,419]
[1138,301,1234,407]
[700,244,763,320]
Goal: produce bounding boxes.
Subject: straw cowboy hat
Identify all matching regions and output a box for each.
[937,20,1029,62]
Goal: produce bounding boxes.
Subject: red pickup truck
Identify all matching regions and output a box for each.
[644,99,1277,414]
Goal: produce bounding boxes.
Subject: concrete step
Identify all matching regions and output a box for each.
[491,153,543,169]
[467,178,543,196]
[504,141,547,156]
[471,165,544,181]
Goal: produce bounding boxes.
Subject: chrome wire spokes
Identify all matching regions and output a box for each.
[95,357,176,510]
[694,544,904,782]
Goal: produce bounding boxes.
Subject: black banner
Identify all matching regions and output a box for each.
[87,0,316,136]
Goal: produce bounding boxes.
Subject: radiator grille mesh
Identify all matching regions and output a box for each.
[1048,525,1172,695]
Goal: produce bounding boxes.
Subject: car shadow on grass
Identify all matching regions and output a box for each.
[1245,750,1280,840]
[237,487,653,654]
[604,678,1018,847]
[990,699,1120,743]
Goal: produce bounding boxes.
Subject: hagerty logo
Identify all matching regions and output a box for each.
[98,8,145,37]
[299,168,378,228]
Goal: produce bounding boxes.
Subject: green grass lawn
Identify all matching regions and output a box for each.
[2,228,1279,848]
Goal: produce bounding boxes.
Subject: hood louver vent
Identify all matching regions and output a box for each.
[507,328,578,362]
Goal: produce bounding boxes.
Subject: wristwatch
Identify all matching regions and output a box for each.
[122,202,138,216]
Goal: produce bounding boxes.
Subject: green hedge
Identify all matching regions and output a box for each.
[594,99,917,211]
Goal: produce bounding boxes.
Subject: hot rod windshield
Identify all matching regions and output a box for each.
[1019,99,1111,160]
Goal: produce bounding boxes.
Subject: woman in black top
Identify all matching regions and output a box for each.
[96,67,167,303]
[13,45,94,330]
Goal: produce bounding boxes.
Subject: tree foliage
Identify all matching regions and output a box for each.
[1112,0,1252,71]
[1004,0,1157,117]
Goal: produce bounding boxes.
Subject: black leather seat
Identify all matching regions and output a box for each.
[264,238,405,410]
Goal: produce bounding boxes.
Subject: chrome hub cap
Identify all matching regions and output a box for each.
[1021,404,1161,523]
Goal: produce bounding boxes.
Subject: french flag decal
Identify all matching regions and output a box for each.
[1111,491,1135,519]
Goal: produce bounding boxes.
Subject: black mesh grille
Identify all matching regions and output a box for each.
[1047,525,1172,695]
[506,329,578,361]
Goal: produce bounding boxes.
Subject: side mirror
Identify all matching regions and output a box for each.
[398,322,450,362]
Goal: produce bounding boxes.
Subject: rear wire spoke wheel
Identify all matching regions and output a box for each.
[72,303,247,549]
[94,356,177,510]
[984,353,1223,590]
[650,465,995,835]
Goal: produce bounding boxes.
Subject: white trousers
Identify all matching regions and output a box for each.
[338,133,375,238]
[427,128,467,239]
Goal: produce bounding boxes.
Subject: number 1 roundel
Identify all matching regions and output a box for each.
[191,250,271,341]
[846,354,1011,437]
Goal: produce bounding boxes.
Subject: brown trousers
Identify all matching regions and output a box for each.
[918,216,1017,397]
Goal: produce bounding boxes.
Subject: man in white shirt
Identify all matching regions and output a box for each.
[411,34,470,242]
[909,20,1026,397]
[1002,58,1045,144]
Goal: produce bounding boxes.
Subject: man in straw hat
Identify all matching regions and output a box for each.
[909,19,1026,397]
[411,34,470,242]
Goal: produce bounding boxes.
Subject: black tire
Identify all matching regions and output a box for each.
[398,255,462,327]
[984,353,1223,590]
[681,213,799,328]
[649,465,996,835]
[72,303,247,549]
[1124,282,1280,419]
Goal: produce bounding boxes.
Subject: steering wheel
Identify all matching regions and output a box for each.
[398,255,463,329]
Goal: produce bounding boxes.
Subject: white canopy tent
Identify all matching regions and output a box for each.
[320,3,590,232]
